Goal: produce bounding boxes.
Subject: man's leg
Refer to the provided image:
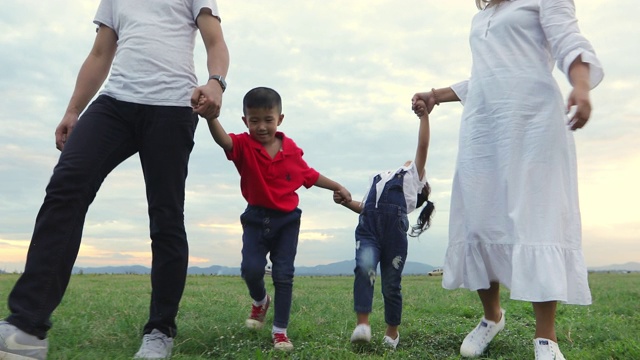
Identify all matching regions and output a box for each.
[137,106,197,338]
[6,95,137,338]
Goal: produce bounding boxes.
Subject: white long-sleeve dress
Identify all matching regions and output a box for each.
[442,0,603,304]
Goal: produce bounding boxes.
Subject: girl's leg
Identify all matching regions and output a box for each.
[353,239,379,319]
[478,281,502,322]
[532,301,557,341]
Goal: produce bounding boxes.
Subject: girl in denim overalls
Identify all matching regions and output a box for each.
[334,99,434,349]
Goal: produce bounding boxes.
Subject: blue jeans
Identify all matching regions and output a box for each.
[240,205,301,329]
[7,95,197,338]
[353,173,409,326]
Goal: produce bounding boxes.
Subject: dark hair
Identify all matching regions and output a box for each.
[243,87,282,114]
[409,181,435,237]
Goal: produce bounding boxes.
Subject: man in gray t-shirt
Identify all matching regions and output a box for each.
[0,1,229,359]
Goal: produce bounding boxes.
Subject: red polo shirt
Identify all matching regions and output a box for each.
[226,132,320,212]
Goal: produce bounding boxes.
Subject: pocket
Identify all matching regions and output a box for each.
[398,215,409,233]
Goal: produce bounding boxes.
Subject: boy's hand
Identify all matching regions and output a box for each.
[333,191,345,204]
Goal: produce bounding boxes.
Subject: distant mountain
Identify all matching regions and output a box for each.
[72,260,438,276]
[588,262,640,272]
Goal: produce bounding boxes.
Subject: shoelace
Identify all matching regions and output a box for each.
[250,304,266,318]
[141,333,168,353]
[273,333,290,344]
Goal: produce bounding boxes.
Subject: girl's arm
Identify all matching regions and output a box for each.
[412,99,431,180]
[206,118,233,151]
[333,191,362,214]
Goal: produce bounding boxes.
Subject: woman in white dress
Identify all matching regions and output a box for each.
[412,0,603,359]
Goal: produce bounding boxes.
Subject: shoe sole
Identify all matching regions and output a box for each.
[0,350,42,360]
[245,319,265,330]
[274,344,294,351]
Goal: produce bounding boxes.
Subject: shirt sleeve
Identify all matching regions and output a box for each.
[540,0,603,89]
[93,0,114,30]
[300,159,320,189]
[451,80,469,106]
[226,133,243,162]
[192,0,220,21]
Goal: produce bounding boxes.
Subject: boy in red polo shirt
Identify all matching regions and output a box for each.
[203,87,351,351]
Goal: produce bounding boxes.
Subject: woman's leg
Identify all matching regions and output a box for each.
[532,301,557,341]
[478,281,502,322]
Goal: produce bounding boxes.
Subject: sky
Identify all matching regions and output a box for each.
[0,1,638,272]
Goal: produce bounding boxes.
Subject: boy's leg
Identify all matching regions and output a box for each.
[268,209,301,330]
[137,106,198,338]
[240,207,270,303]
[6,95,137,339]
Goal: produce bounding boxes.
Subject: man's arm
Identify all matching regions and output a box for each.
[56,25,117,151]
[206,118,233,151]
[192,10,230,120]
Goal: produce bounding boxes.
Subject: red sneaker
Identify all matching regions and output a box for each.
[273,332,294,351]
[245,295,270,330]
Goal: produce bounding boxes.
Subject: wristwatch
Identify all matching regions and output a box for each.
[208,75,227,93]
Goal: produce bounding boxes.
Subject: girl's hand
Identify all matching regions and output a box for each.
[412,99,428,117]
[332,191,344,204]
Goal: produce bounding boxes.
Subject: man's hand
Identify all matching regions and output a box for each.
[55,112,79,151]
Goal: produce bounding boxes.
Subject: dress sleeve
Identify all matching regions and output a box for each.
[540,0,604,89]
[450,80,469,106]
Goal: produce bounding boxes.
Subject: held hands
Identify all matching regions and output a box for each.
[412,99,428,118]
[412,91,438,116]
[191,81,223,120]
[333,187,352,205]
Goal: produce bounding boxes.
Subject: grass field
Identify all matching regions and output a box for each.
[0,272,638,359]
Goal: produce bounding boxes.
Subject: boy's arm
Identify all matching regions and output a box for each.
[315,174,352,203]
[413,100,431,180]
[192,10,230,120]
[206,118,233,151]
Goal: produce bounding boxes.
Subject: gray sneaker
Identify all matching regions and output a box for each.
[133,329,173,359]
[0,320,48,360]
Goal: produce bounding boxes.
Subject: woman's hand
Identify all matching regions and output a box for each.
[567,86,591,131]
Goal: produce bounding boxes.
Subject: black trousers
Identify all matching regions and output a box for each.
[7,95,198,339]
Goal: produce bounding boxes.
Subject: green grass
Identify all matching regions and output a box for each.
[1,273,638,359]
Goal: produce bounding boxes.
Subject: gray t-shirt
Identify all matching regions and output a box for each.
[94,0,220,106]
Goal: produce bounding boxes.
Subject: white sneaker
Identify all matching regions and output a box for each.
[534,338,566,360]
[350,324,371,344]
[382,332,399,349]
[460,308,505,358]
[0,321,48,360]
[134,329,173,359]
